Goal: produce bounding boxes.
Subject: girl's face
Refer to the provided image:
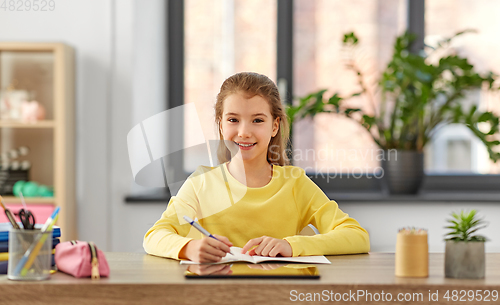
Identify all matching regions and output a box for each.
[220,92,279,164]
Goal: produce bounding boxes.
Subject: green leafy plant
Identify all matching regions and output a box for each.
[287,31,500,161]
[445,210,487,242]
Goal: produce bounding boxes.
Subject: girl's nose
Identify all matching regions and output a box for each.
[238,122,252,138]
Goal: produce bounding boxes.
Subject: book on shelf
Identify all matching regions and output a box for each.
[0,253,56,274]
[0,248,56,261]
[0,237,60,253]
[0,260,6,274]
[0,223,61,242]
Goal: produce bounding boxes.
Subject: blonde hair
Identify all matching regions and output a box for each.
[215,72,290,166]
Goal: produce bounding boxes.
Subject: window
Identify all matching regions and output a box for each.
[184,0,277,172]
[293,0,408,176]
[140,0,500,203]
[424,0,500,174]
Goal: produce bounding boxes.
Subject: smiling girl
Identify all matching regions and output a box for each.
[144,72,370,263]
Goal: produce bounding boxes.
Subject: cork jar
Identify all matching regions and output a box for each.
[395,232,428,277]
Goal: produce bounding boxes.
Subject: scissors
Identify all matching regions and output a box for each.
[18,208,35,230]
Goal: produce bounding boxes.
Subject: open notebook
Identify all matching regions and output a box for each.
[180,246,331,265]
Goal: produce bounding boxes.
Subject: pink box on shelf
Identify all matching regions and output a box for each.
[0,204,55,224]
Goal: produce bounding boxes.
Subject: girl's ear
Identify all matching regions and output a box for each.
[272,117,280,137]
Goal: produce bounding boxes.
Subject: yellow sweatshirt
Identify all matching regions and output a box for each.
[143,163,370,259]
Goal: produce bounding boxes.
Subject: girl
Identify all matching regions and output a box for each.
[144,72,370,263]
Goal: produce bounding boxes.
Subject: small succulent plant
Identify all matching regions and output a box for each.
[445,210,487,242]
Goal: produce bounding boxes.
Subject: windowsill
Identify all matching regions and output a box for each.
[125,189,171,203]
[125,190,500,203]
[327,191,500,202]
[125,172,500,203]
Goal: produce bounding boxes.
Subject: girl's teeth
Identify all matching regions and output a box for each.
[237,143,254,147]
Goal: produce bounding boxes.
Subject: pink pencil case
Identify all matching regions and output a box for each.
[55,240,109,279]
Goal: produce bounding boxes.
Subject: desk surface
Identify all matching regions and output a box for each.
[1,252,499,305]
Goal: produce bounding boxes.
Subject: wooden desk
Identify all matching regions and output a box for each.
[1,253,499,305]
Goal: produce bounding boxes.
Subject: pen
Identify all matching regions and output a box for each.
[0,195,20,230]
[19,192,27,209]
[183,215,233,255]
[15,207,60,276]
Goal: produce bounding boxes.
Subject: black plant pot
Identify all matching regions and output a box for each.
[381,150,424,195]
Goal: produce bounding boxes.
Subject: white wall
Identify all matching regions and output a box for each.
[0,0,167,252]
[341,202,500,253]
[109,0,169,252]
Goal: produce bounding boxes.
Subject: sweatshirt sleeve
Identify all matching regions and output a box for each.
[283,168,370,256]
[143,177,200,260]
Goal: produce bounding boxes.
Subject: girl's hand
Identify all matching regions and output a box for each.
[241,236,293,257]
[180,235,233,263]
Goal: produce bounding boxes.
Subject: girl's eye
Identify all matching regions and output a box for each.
[228,118,238,123]
[254,118,264,123]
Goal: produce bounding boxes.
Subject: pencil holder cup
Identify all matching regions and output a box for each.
[395,231,428,277]
[8,229,52,281]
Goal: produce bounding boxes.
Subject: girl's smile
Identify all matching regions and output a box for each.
[221,92,279,164]
[235,142,256,150]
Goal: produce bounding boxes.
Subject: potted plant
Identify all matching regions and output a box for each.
[287,31,500,194]
[444,209,487,279]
